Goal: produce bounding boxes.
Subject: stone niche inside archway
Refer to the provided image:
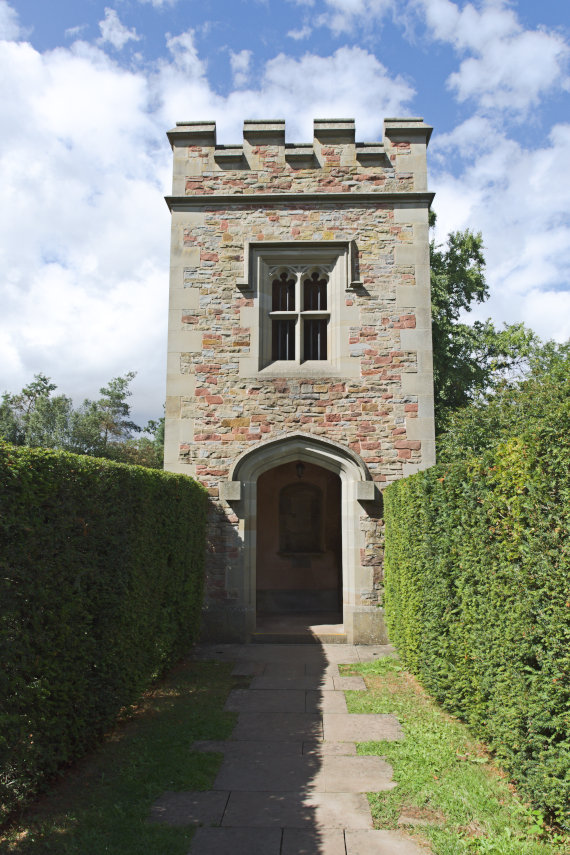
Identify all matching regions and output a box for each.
[256,459,342,614]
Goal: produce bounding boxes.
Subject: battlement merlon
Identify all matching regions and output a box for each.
[166,117,433,195]
[383,117,433,193]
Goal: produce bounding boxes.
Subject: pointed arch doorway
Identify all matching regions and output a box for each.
[256,459,343,633]
[223,431,381,643]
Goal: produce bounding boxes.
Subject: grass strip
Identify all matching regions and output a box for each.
[342,658,569,855]
[1,658,241,854]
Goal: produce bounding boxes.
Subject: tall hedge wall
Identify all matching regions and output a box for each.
[0,442,207,821]
[384,410,570,827]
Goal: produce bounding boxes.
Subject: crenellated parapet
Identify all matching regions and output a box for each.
[166,117,433,199]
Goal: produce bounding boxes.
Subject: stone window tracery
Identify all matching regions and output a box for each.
[242,241,356,377]
[268,265,330,363]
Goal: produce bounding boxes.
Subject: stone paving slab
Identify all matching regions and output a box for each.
[231,711,323,741]
[302,740,357,756]
[222,791,374,829]
[345,829,430,854]
[188,827,282,855]
[282,828,346,854]
[262,663,308,678]
[249,674,335,690]
[213,753,395,794]
[323,713,403,742]
[333,674,367,691]
[305,663,341,678]
[193,739,304,756]
[320,755,396,793]
[149,790,228,826]
[224,688,306,712]
[213,754,321,792]
[306,689,348,713]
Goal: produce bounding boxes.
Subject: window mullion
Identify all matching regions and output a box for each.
[295,272,302,363]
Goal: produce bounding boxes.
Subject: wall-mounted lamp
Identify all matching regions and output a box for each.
[296,461,305,479]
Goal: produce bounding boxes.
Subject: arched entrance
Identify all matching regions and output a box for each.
[222,432,381,642]
[256,460,342,620]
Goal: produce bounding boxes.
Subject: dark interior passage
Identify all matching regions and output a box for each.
[256,460,342,615]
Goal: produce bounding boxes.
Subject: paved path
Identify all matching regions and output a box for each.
[150,643,430,854]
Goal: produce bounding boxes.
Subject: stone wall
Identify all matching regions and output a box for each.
[164,118,435,641]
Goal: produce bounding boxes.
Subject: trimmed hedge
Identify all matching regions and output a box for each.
[384,404,570,827]
[0,442,207,821]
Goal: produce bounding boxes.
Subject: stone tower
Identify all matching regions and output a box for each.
[164,117,435,643]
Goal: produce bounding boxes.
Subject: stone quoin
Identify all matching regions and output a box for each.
[164,117,436,643]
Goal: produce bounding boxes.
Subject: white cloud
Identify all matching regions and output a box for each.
[222,47,414,141]
[0,38,167,422]
[313,0,395,35]
[418,0,569,115]
[137,0,178,6]
[0,0,21,40]
[0,28,415,421]
[431,119,570,342]
[229,49,252,88]
[65,24,88,39]
[98,8,140,50]
[287,25,312,40]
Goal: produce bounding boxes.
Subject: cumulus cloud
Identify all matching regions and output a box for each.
[312,0,395,35]
[431,119,570,341]
[98,8,140,50]
[0,0,21,40]
[0,37,167,422]
[418,0,569,115]
[0,24,415,421]
[0,0,567,428]
[287,25,312,40]
[229,49,252,88]
[221,47,415,141]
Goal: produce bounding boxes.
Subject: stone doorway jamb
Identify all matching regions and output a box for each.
[220,432,380,643]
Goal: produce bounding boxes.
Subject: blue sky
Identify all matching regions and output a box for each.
[0,0,569,425]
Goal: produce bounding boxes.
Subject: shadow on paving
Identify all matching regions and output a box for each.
[150,641,427,855]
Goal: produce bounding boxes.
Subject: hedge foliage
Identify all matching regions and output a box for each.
[0,442,207,821]
[384,401,570,828]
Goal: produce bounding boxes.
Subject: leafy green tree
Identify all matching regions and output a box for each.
[93,371,141,452]
[0,372,166,468]
[437,339,570,462]
[430,214,539,431]
[0,374,75,448]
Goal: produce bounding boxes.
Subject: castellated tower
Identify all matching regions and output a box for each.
[164,117,435,644]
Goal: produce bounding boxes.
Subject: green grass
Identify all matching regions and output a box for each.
[342,658,570,855]
[0,659,242,854]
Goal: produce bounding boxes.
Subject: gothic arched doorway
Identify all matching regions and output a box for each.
[256,460,342,620]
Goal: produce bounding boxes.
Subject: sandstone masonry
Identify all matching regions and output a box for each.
[164,118,435,643]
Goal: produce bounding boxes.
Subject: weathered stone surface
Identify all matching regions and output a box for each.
[323,713,404,742]
[222,791,374,829]
[282,828,346,855]
[345,829,431,854]
[306,690,348,714]
[231,712,323,742]
[188,827,282,855]
[224,688,306,713]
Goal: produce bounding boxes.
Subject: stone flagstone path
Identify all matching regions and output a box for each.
[150,643,431,854]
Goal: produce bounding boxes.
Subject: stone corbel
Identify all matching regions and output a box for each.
[356,481,376,502]
[220,480,242,502]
